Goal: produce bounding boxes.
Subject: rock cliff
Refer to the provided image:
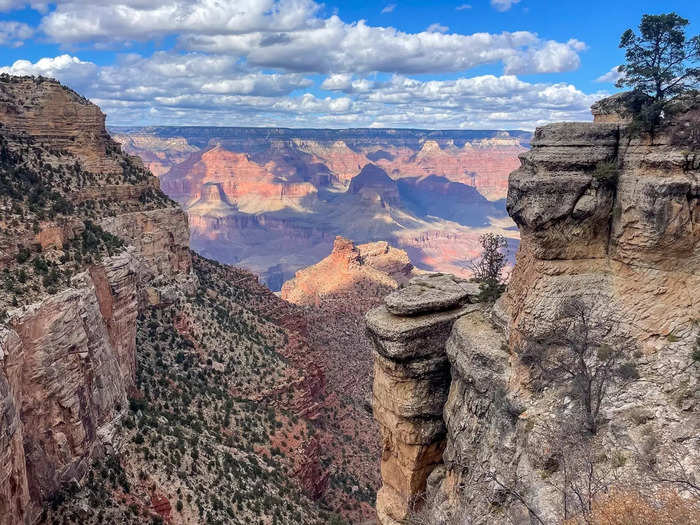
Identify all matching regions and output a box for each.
[0,75,123,175]
[367,96,699,524]
[0,76,192,524]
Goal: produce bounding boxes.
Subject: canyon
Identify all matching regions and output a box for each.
[113,126,526,289]
[368,92,699,524]
[0,75,388,524]
[3,72,697,525]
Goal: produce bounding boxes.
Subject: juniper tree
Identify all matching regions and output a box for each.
[469,233,508,302]
[617,12,700,102]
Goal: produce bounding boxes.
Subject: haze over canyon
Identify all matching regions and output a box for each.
[113,127,526,288]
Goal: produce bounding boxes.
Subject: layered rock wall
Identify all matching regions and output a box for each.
[366,275,482,524]
[368,97,699,523]
[1,253,140,523]
[0,76,122,174]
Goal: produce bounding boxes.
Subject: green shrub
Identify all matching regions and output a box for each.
[592,161,619,187]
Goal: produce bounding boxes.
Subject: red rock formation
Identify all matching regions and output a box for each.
[3,253,139,521]
[294,139,368,182]
[161,146,317,210]
[282,236,414,309]
[373,137,525,200]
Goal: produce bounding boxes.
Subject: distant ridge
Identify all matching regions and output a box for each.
[110,125,532,148]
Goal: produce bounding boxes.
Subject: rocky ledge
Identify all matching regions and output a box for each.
[368,95,699,524]
[366,274,482,524]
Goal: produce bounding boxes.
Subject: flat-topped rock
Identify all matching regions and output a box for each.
[384,273,480,316]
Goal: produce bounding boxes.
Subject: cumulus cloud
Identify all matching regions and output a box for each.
[596,66,623,83]
[0,0,600,129]
[321,74,374,93]
[33,1,585,77]
[380,4,396,14]
[491,0,521,12]
[456,4,472,10]
[0,53,604,129]
[0,0,24,11]
[40,0,321,43]
[183,18,582,76]
[504,39,585,74]
[0,21,34,47]
[0,54,97,82]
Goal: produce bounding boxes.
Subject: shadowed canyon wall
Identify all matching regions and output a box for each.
[114,127,527,289]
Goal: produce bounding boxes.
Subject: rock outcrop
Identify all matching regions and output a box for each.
[366,275,482,524]
[0,75,123,174]
[368,96,699,524]
[0,77,193,524]
[2,254,140,522]
[281,236,415,309]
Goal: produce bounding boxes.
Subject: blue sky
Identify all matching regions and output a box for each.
[1,1,698,129]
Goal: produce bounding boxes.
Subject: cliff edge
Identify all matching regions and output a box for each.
[367,95,699,524]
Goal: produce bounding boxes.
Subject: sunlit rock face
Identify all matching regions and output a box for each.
[115,127,527,289]
[366,96,699,524]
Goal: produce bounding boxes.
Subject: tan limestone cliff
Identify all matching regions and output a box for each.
[367,96,699,524]
[0,76,123,174]
[366,274,482,524]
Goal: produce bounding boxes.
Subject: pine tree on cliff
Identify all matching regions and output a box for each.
[617,12,700,101]
[616,13,699,129]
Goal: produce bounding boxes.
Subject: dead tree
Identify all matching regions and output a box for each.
[521,297,636,435]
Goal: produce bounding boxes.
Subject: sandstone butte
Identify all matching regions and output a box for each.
[367,93,699,524]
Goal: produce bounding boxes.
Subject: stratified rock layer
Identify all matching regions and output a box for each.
[368,97,699,524]
[0,77,122,174]
[367,274,480,524]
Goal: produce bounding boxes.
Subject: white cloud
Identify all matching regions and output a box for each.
[34,1,585,77]
[320,73,353,91]
[456,4,472,10]
[40,0,321,43]
[596,66,623,83]
[426,23,448,34]
[0,54,97,82]
[0,1,602,129]
[380,4,396,14]
[504,39,585,74]
[0,21,34,47]
[183,18,582,76]
[1,53,605,129]
[0,1,48,11]
[491,0,521,12]
[0,0,24,11]
[321,74,375,93]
